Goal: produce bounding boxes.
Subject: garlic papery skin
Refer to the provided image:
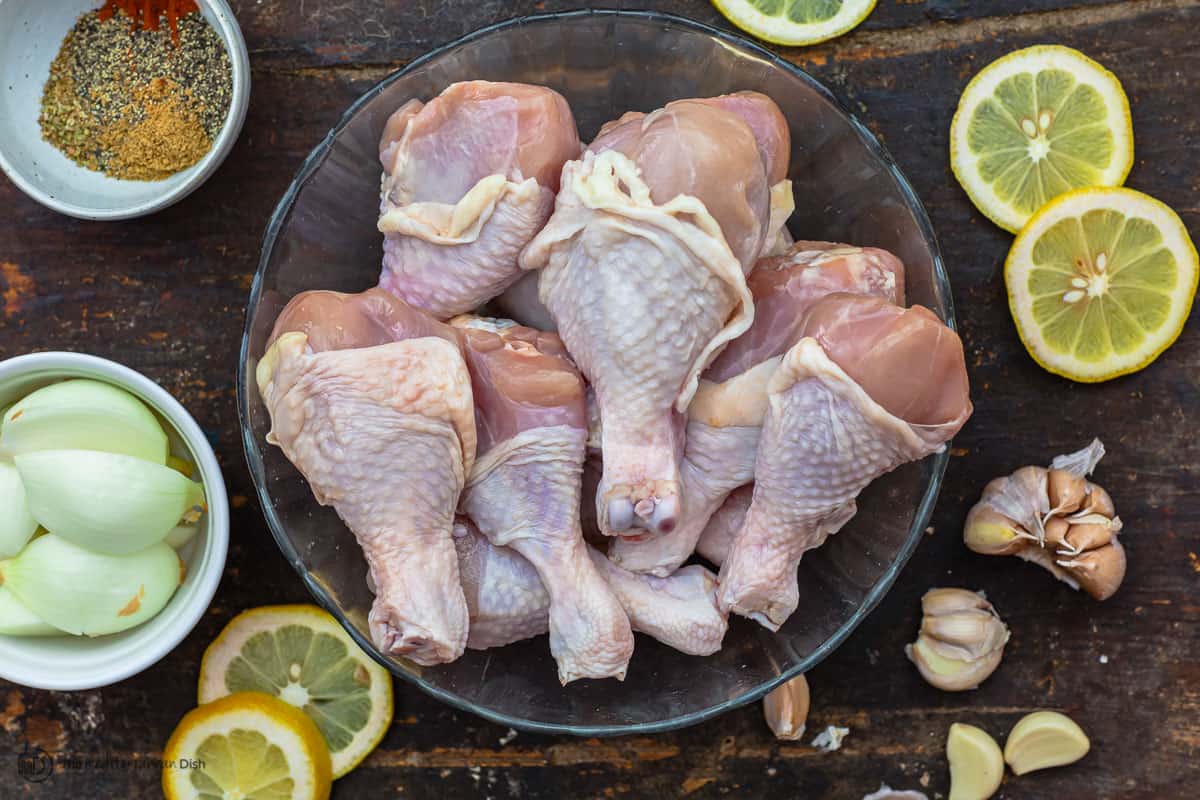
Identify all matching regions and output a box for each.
[907,589,1008,691]
[763,673,809,740]
[862,786,929,800]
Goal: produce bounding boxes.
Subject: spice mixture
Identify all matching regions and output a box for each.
[39,2,233,181]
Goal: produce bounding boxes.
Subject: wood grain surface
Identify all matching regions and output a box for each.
[2,1,1198,797]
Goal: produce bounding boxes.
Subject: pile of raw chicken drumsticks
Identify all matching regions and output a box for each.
[255,81,973,684]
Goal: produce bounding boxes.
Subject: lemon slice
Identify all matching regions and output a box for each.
[712,0,876,46]
[199,605,393,779]
[951,45,1133,233]
[163,692,332,800]
[1006,187,1198,382]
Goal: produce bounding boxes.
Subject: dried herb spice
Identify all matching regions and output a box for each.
[39,2,232,181]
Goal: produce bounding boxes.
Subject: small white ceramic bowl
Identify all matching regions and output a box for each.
[0,352,229,690]
[0,0,250,220]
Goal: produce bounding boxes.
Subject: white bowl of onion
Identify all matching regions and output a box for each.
[0,352,228,690]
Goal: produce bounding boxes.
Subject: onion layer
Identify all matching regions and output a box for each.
[1,379,168,464]
[15,449,203,555]
[0,534,181,636]
[0,461,38,559]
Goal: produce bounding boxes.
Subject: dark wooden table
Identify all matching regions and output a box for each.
[3,1,1198,797]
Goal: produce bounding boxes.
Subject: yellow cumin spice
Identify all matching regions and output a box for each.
[99,78,211,180]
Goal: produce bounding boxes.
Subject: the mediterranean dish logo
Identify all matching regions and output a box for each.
[16,744,203,783]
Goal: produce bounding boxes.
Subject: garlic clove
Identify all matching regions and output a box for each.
[1060,522,1114,554]
[921,610,1008,657]
[1043,515,1069,548]
[908,637,1003,692]
[947,723,1004,800]
[921,586,991,616]
[1082,483,1115,517]
[1003,711,1090,776]
[1058,540,1126,601]
[982,466,1049,541]
[963,507,1026,556]
[1047,469,1086,514]
[910,589,1008,691]
[762,673,809,740]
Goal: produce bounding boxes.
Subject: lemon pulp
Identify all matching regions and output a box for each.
[1006,187,1199,381]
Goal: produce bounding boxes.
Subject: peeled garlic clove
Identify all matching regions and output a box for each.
[1082,483,1115,517]
[0,534,181,636]
[947,723,1004,800]
[763,673,809,740]
[963,506,1026,556]
[1047,468,1086,514]
[1058,540,1126,601]
[0,585,63,637]
[1003,711,1089,775]
[15,449,203,555]
[1043,516,1069,548]
[1,379,168,464]
[0,461,38,559]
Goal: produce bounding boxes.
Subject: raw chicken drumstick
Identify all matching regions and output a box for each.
[257,289,475,665]
[718,293,972,630]
[523,92,790,538]
[377,81,580,319]
[609,242,905,576]
[452,315,634,682]
[453,519,727,656]
[695,484,754,566]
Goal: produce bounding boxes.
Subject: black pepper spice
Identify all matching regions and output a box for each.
[38,5,233,181]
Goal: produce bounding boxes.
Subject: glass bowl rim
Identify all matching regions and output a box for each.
[237,8,954,737]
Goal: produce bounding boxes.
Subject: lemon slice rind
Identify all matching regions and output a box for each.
[162,691,333,800]
[198,604,393,780]
[712,0,877,47]
[951,45,1134,233]
[1006,186,1199,382]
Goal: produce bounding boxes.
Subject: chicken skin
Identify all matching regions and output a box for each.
[378,81,580,319]
[453,316,634,682]
[717,293,972,630]
[523,93,790,538]
[258,289,475,664]
[609,243,905,575]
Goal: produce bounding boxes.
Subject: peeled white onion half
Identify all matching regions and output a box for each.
[0,461,38,559]
[0,379,168,464]
[15,450,204,555]
[0,534,182,636]
[0,585,62,637]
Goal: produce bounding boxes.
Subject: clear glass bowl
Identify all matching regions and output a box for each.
[239,10,953,736]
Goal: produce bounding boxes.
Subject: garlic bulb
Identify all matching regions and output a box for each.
[964,439,1125,600]
[906,588,1009,691]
